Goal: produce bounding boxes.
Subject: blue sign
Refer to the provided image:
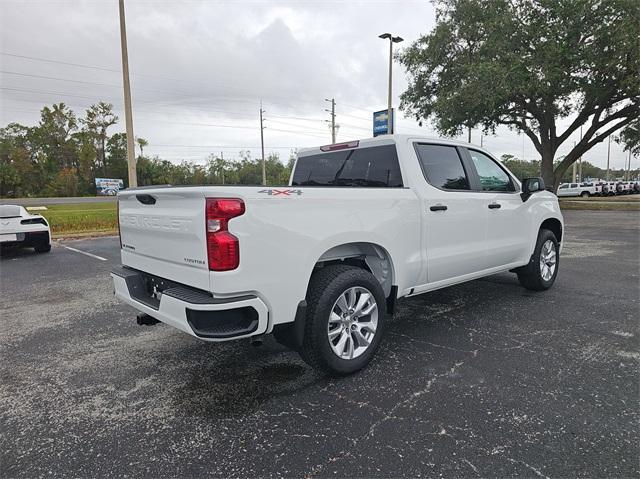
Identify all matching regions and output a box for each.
[373,108,394,137]
[95,178,124,196]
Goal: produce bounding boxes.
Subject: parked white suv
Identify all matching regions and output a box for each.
[111,135,564,375]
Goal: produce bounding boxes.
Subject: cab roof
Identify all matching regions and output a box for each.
[297,134,488,157]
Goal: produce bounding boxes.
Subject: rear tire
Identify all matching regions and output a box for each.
[299,264,387,376]
[580,191,590,198]
[517,229,559,291]
[34,243,51,253]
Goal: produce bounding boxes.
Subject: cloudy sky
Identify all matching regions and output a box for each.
[0,0,631,170]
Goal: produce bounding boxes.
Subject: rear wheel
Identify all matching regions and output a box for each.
[517,229,559,291]
[580,191,590,198]
[34,242,51,253]
[299,264,386,376]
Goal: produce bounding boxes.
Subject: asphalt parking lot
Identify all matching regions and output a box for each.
[1,210,638,478]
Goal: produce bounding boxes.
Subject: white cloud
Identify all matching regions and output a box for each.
[0,0,632,169]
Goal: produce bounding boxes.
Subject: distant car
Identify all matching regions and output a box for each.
[598,181,618,196]
[617,181,639,195]
[0,205,51,253]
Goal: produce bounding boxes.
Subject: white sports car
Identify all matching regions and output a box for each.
[0,205,51,253]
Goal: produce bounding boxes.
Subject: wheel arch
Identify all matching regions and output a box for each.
[273,242,396,352]
[540,217,563,243]
[313,242,396,299]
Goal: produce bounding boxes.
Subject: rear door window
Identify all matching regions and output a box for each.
[291,144,403,187]
[414,144,470,190]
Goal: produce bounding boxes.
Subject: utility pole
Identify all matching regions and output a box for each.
[606,134,611,180]
[480,134,483,147]
[325,98,336,143]
[260,102,266,186]
[572,141,577,182]
[220,151,225,185]
[467,126,471,143]
[118,0,136,187]
[379,33,403,134]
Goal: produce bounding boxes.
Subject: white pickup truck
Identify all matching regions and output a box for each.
[112,135,563,375]
[556,182,598,197]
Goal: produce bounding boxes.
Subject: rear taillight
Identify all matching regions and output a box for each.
[206,198,245,271]
[20,218,47,225]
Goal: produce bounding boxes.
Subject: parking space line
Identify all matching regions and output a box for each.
[59,245,108,262]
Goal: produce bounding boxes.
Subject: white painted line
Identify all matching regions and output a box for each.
[60,245,108,262]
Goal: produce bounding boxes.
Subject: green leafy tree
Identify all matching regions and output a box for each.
[44,167,80,197]
[500,154,541,180]
[207,155,231,184]
[0,123,41,196]
[82,102,118,177]
[106,133,129,184]
[0,162,20,196]
[35,103,78,174]
[617,119,639,157]
[399,0,640,190]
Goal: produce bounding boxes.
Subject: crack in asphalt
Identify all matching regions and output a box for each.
[306,360,467,478]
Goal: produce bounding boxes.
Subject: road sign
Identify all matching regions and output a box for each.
[95,178,124,196]
[373,109,394,136]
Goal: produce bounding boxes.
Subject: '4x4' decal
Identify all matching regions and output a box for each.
[258,189,303,196]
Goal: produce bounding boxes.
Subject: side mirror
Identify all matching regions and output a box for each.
[521,177,545,201]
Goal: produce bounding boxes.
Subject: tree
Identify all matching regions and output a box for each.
[617,119,640,157]
[106,133,129,183]
[82,102,118,177]
[0,123,41,196]
[35,103,78,172]
[136,137,148,158]
[399,0,640,190]
[44,168,79,197]
[500,154,540,180]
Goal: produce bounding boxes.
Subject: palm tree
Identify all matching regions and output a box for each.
[136,137,148,158]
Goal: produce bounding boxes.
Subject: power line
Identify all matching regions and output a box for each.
[0,51,324,106]
[0,52,120,73]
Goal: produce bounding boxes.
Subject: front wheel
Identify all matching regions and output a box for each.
[516,229,559,291]
[299,264,387,376]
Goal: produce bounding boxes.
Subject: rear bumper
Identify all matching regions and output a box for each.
[111,266,269,341]
[0,230,50,246]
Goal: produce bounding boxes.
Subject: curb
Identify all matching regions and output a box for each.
[53,231,119,241]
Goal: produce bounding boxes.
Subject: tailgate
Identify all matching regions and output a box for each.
[118,188,209,290]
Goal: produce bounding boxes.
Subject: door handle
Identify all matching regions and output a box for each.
[429,205,448,211]
[488,203,501,209]
[136,194,156,205]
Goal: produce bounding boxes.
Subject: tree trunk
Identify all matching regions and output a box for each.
[101,134,107,177]
[540,149,555,191]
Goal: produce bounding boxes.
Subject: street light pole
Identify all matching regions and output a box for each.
[118,0,136,187]
[606,134,611,181]
[379,33,403,134]
[260,101,266,186]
